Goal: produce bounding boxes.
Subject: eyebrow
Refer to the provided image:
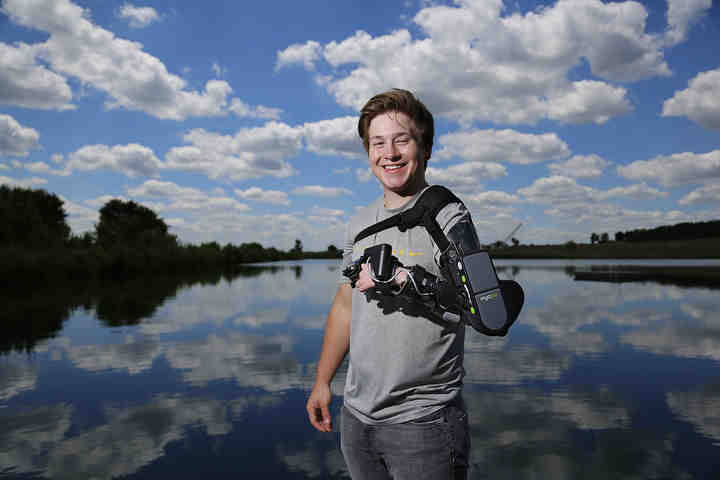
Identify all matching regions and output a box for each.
[369,132,412,140]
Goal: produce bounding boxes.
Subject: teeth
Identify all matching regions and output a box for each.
[384,164,404,170]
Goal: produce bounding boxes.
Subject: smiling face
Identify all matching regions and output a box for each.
[367,111,430,207]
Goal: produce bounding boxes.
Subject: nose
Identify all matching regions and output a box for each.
[384,142,400,160]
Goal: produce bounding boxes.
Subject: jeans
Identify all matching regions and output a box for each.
[340,404,470,480]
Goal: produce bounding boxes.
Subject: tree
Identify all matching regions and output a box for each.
[291,238,303,254]
[590,232,599,244]
[600,232,609,243]
[95,199,176,248]
[0,185,70,248]
[511,237,519,247]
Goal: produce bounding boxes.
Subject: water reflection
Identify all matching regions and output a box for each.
[1,260,720,479]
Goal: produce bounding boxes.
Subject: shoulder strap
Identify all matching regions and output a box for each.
[353,185,461,251]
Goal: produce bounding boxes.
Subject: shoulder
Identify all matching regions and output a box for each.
[426,185,469,231]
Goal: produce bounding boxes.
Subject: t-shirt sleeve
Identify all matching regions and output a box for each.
[435,201,470,234]
[339,221,354,285]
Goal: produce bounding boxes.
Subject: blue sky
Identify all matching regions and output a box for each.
[1,0,718,250]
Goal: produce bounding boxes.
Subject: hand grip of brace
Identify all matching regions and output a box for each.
[342,244,397,287]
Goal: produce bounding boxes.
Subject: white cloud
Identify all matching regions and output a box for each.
[127,179,249,212]
[0,175,47,188]
[597,183,668,201]
[0,360,37,401]
[665,0,713,45]
[310,206,345,217]
[164,122,301,181]
[19,161,70,176]
[234,187,291,206]
[667,388,720,445]
[518,175,595,205]
[464,190,523,206]
[292,185,352,197]
[0,41,74,111]
[463,190,523,219]
[426,161,507,189]
[662,69,720,130]
[66,144,163,177]
[60,195,100,234]
[302,116,365,159]
[275,40,322,70]
[520,175,672,207]
[435,129,570,164]
[2,0,233,120]
[544,80,632,124]
[0,114,41,157]
[548,154,610,178]
[229,99,283,120]
[679,184,720,206]
[116,3,161,28]
[278,0,665,125]
[617,150,720,186]
[83,195,128,208]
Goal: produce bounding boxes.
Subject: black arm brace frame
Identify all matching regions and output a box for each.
[343,185,524,336]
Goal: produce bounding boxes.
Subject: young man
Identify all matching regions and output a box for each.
[306,89,472,479]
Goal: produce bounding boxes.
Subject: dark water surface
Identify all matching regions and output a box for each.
[2,259,719,479]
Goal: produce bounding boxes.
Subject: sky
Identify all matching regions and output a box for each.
[1,0,719,250]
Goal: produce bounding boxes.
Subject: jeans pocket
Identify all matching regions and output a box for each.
[407,409,446,426]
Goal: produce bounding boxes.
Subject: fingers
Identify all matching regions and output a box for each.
[321,404,332,432]
[306,394,332,433]
[357,263,375,292]
[306,399,323,432]
[395,268,408,287]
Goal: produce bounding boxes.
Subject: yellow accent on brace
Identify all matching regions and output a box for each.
[394,249,425,257]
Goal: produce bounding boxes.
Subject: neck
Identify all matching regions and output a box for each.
[383,179,429,209]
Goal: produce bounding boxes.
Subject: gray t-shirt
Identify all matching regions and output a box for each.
[341,186,468,425]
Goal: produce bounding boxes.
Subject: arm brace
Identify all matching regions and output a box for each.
[393,264,464,316]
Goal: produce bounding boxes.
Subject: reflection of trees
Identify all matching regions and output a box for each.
[1,263,311,354]
[568,265,720,290]
[1,281,88,354]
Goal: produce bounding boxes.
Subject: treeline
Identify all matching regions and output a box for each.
[614,220,720,242]
[0,185,341,281]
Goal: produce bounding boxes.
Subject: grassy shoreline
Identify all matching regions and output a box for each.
[489,238,720,259]
[3,238,719,287]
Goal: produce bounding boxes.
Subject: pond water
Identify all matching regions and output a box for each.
[2,259,720,479]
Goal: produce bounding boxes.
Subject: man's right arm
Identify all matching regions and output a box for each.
[306,283,352,432]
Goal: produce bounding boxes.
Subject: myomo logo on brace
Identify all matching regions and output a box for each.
[479,292,499,302]
[392,249,424,257]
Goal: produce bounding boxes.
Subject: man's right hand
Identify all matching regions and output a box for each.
[306,382,333,432]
